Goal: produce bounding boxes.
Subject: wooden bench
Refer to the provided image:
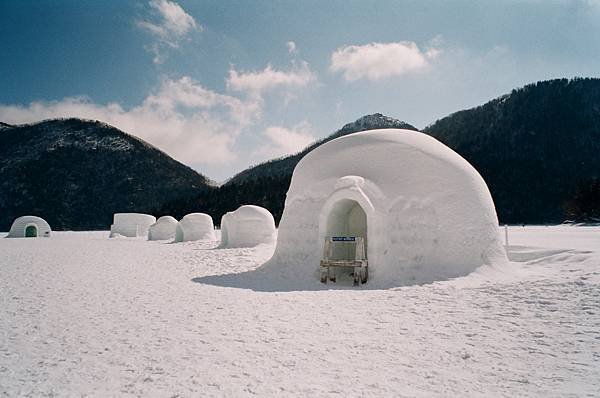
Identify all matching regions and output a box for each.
[320,236,368,286]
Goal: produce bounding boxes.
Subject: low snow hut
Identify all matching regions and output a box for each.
[148,216,178,241]
[220,205,276,248]
[175,213,216,242]
[109,213,156,238]
[7,216,51,238]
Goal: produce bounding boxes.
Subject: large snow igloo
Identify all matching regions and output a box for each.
[7,216,51,238]
[220,205,276,248]
[266,129,506,286]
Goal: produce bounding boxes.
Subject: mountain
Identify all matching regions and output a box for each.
[424,77,600,224]
[0,118,214,231]
[157,114,418,224]
[227,113,418,185]
[214,78,600,225]
[5,78,599,230]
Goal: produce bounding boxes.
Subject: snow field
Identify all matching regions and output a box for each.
[0,226,599,396]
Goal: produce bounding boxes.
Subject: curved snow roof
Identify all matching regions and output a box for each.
[180,213,213,225]
[289,129,493,211]
[229,205,274,220]
[155,215,178,224]
[113,213,156,224]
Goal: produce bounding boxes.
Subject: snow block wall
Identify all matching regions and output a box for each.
[263,129,507,287]
[174,213,215,242]
[6,216,51,238]
[220,205,276,248]
[148,216,178,241]
[109,213,156,238]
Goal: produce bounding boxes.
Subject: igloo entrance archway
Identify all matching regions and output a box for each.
[323,198,367,260]
[317,181,377,264]
[25,224,38,237]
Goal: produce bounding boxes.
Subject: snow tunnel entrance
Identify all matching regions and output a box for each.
[25,225,37,238]
[325,199,367,261]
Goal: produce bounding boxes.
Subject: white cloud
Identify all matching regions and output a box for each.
[330,41,440,81]
[0,77,260,166]
[226,61,316,96]
[256,122,315,160]
[287,41,297,54]
[143,76,258,125]
[137,0,200,64]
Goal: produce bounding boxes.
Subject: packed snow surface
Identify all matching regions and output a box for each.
[175,213,216,242]
[220,205,276,248]
[270,129,506,288]
[1,226,599,396]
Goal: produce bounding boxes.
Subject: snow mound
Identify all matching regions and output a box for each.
[148,216,178,241]
[257,129,507,288]
[6,215,51,238]
[220,205,276,248]
[175,213,216,242]
[109,213,156,238]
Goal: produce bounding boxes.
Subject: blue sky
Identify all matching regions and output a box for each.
[1,0,599,181]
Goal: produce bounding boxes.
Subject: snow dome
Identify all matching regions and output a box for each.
[220,205,276,248]
[6,216,51,238]
[109,213,156,238]
[174,213,216,242]
[265,129,506,286]
[148,216,178,241]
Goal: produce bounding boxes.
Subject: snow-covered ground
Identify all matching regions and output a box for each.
[1,226,599,396]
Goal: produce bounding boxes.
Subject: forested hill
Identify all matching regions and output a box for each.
[0,118,214,231]
[212,79,600,225]
[4,78,600,230]
[158,78,600,226]
[424,78,600,224]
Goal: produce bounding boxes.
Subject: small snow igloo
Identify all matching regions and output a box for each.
[109,213,156,238]
[7,216,51,238]
[220,205,276,248]
[148,216,178,241]
[175,213,216,242]
[267,129,506,286]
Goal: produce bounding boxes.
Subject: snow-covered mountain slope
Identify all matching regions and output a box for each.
[0,121,13,131]
[0,118,214,231]
[1,226,598,396]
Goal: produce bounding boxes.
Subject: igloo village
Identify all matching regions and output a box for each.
[3,126,600,397]
[5,130,506,287]
[3,1,600,395]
